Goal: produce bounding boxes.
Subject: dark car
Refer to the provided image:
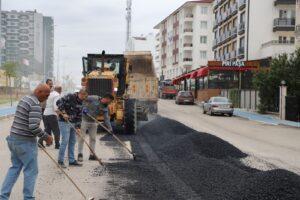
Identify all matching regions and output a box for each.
[175,91,194,105]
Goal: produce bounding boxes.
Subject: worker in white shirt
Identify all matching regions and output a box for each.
[39,86,62,149]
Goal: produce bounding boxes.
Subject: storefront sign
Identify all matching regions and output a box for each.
[222,61,245,67]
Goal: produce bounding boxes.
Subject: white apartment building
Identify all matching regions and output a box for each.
[1,10,54,76]
[296,0,300,47]
[213,0,296,62]
[154,0,214,80]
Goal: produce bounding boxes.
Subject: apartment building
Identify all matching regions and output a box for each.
[1,10,54,76]
[43,16,54,78]
[213,0,296,62]
[154,0,214,80]
[296,0,300,47]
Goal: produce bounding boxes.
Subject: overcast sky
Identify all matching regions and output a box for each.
[3,0,188,85]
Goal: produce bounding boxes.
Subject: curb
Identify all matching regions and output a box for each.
[0,114,14,120]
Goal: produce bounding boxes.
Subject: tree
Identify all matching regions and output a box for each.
[1,62,18,92]
[253,49,300,113]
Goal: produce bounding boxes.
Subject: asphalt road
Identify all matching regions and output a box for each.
[158,99,300,174]
[0,100,300,200]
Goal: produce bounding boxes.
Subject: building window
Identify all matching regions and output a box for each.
[240,37,245,48]
[201,7,208,15]
[200,36,207,44]
[200,51,207,59]
[290,37,295,43]
[200,21,208,29]
[279,10,288,18]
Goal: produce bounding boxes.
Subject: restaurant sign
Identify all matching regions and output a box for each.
[222,61,245,67]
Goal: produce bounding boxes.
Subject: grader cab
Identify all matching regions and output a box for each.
[82,51,158,134]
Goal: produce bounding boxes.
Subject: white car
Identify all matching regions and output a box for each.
[203,97,234,117]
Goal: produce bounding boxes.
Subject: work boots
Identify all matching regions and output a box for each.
[78,153,83,162]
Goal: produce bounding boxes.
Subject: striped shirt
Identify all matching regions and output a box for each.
[10,94,46,138]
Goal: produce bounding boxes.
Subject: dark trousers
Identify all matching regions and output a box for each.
[43,115,60,146]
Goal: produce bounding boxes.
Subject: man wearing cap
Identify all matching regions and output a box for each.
[78,93,114,162]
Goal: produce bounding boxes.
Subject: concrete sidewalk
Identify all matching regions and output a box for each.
[0,105,16,118]
[234,109,300,128]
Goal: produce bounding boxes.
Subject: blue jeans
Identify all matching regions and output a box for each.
[0,135,38,200]
[58,121,76,163]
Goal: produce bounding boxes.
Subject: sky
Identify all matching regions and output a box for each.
[3,0,188,85]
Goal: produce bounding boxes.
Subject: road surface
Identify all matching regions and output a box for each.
[158,99,300,174]
[0,100,300,199]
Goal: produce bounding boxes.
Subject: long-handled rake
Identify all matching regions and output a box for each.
[85,113,137,160]
[38,143,94,200]
[66,121,105,166]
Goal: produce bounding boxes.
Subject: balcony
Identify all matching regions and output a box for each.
[230,3,238,16]
[230,27,238,38]
[238,47,245,58]
[183,58,193,64]
[185,14,194,22]
[238,22,245,35]
[239,0,246,10]
[274,0,296,6]
[183,28,193,36]
[230,50,237,59]
[214,0,221,10]
[273,18,295,32]
[261,39,296,58]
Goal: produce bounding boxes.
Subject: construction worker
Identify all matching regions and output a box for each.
[39,86,62,149]
[0,84,53,200]
[56,89,88,168]
[78,93,114,162]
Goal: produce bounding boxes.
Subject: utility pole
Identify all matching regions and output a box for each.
[125,0,132,51]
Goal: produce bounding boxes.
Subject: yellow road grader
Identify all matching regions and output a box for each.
[81,51,158,134]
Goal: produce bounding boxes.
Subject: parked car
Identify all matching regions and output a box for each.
[202,97,234,116]
[175,91,194,105]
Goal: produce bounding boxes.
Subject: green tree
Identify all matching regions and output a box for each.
[1,62,18,91]
[253,49,300,113]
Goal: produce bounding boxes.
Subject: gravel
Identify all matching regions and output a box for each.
[103,116,300,200]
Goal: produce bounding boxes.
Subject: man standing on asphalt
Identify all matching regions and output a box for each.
[0,84,53,200]
[39,86,62,149]
[56,89,88,168]
[40,79,53,113]
[78,93,114,162]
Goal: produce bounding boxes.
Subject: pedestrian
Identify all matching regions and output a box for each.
[56,89,88,168]
[38,86,62,149]
[40,79,53,113]
[0,84,53,200]
[78,93,114,162]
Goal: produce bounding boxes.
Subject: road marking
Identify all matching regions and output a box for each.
[136,135,202,200]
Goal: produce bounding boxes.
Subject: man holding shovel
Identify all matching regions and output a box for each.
[0,84,53,200]
[78,93,114,162]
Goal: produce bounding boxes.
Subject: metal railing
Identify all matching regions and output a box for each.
[261,40,295,48]
[273,18,295,27]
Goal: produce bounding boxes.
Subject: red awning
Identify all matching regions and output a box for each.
[196,67,209,78]
[191,71,198,78]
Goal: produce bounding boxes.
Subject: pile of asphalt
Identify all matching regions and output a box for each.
[104,117,300,200]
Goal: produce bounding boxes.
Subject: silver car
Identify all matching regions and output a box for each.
[202,97,234,117]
